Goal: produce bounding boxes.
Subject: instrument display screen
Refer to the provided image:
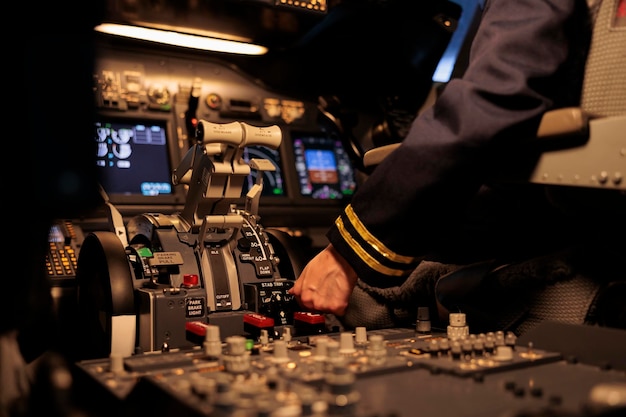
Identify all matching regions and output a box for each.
[292,133,356,200]
[95,118,173,197]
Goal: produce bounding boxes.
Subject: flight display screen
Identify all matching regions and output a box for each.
[94,118,173,197]
[292,133,356,199]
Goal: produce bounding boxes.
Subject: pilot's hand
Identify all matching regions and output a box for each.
[288,244,358,316]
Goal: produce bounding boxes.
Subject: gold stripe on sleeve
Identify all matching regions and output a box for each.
[344,204,416,264]
[335,216,409,277]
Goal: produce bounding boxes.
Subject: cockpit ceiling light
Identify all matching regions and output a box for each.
[94,23,268,55]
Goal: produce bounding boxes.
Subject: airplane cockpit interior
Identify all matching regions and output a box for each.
[12,0,626,416]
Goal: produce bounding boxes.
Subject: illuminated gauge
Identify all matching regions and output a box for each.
[147,84,171,105]
[206,93,222,110]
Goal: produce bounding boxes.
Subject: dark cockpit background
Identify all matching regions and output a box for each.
[17,1,626,417]
[17,0,472,378]
[20,0,478,362]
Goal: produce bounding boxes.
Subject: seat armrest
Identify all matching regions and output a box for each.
[363,108,589,169]
[363,143,401,168]
[537,107,589,139]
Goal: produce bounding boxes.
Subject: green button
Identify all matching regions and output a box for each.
[137,247,153,257]
[246,339,255,351]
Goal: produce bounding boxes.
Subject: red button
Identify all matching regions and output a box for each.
[183,274,199,287]
[294,312,326,324]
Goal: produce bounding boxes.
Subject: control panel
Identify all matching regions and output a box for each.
[72,322,626,417]
[88,37,359,231]
[74,119,331,361]
[53,36,366,364]
[46,220,85,283]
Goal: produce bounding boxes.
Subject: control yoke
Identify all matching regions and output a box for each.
[172,120,282,229]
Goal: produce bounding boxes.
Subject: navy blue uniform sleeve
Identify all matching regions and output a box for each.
[327,0,592,288]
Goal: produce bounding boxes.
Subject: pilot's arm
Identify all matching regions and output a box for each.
[290,0,592,314]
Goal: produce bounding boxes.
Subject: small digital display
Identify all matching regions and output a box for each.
[95,119,173,197]
[241,146,285,197]
[48,224,65,243]
[292,133,356,199]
